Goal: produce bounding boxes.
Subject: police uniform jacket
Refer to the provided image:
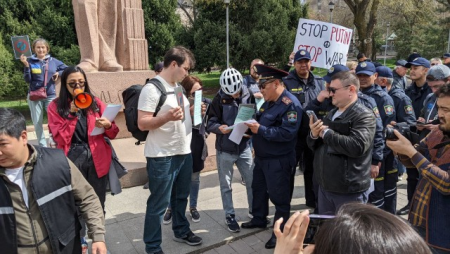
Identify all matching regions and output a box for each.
[307,101,376,193]
[305,93,384,165]
[0,145,105,254]
[361,84,396,127]
[405,82,432,118]
[207,87,252,155]
[388,85,416,125]
[253,89,303,158]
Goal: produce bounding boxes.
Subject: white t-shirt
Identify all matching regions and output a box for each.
[138,75,192,157]
[5,166,29,208]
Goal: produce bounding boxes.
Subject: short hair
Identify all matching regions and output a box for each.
[163,46,196,70]
[181,75,202,95]
[346,61,357,70]
[251,59,264,65]
[313,203,431,254]
[0,108,26,140]
[331,71,360,90]
[32,38,50,53]
[430,58,443,65]
[357,52,366,60]
[438,83,450,98]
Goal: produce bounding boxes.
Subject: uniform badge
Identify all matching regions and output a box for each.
[282,96,292,105]
[300,50,306,55]
[259,108,264,112]
[361,62,367,68]
[373,107,380,118]
[404,105,413,115]
[328,67,334,73]
[287,111,297,123]
[384,105,394,116]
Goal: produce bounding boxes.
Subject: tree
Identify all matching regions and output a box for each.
[343,0,380,58]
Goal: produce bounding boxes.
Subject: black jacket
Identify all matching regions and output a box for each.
[307,101,376,193]
[405,82,432,118]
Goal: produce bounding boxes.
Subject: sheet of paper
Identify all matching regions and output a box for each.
[90,104,122,136]
[229,119,257,144]
[255,98,265,111]
[174,86,185,122]
[193,90,203,126]
[368,179,375,194]
[234,104,255,125]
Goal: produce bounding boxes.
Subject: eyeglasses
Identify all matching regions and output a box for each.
[67,81,86,88]
[327,85,350,94]
[431,63,439,66]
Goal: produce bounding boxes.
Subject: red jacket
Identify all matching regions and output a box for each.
[47,97,119,178]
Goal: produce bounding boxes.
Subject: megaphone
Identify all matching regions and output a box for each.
[73,88,93,109]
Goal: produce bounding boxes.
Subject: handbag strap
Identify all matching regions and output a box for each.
[43,59,49,89]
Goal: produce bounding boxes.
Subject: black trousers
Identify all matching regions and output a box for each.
[251,155,295,231]
[295,146,316,207]
[368,152,397,214]
[406,167,420,204]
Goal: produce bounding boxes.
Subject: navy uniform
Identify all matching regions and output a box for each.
[282,49,325,208]
[405,57,432,118]
[241,65,302,249]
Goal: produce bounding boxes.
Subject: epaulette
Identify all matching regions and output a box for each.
[282,96,292,105]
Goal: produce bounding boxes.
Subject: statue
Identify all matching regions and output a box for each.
[73,0,149,72]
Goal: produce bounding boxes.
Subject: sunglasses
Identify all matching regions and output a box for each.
[67,81,86,88]
[327,85,350,94]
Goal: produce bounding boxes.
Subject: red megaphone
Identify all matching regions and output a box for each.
[73,88,93,109]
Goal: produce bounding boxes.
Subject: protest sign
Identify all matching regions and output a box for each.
[293,19,353,69]
[11,35,32,59]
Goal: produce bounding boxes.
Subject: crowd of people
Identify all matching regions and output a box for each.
[1,39,450,254]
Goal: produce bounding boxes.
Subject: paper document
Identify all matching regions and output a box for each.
[229,119,257,144]
[193,90,203,126]
[90,104,121,136]
[234,104,255,125]
[255,98,265,111]
[174,86,185,122]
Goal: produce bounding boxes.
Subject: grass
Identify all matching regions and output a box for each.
[0,99,46,126]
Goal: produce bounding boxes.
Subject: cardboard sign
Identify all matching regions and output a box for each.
[293,19,353,69]
[11,35,32,59]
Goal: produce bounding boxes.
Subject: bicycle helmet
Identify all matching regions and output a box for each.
[220,68,243,95]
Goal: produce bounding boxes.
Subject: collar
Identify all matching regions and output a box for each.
[0,144,36,175]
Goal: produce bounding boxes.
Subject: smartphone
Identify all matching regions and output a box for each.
[306,110,318,122]
[303,214,335,244]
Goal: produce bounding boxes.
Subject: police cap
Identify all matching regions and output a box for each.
[253,64,289,87]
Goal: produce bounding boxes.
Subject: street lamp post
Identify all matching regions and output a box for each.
[329,2,335,23]
[384,22,390,66]
[224,0,230,68]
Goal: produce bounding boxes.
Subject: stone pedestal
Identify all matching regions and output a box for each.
[116,0,149,71]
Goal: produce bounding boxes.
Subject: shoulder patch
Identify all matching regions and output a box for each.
[282,96,292,105]
[373,107,381,118]
[404,105,413,115]
[384,105,394,116]
[287,111,298,123]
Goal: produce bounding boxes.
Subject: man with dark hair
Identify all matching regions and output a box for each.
[0,108,107,254]
[138,46,202,254]
[387,83,450,253]
[307,71,376,215]
[442,53,450,66]
[282,49,325,208]
[357,52,371,63]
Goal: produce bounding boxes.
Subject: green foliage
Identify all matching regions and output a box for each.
[178,0,308,72]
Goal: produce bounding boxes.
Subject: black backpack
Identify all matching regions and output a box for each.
[122,78,173,145]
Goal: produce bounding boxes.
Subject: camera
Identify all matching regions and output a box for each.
[384,122,419,144]
[303,214,335,244]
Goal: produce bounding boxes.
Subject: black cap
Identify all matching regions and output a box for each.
[443,53,450,59]
[407,53,421,63]
[253,64,289,86]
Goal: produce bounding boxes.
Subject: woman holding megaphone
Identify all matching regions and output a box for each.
[47,66,119,252]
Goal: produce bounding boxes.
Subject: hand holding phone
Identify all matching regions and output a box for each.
[303,214,335,244]
[306,110,318,122]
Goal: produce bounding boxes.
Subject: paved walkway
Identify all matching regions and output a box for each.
[27,133,408,254]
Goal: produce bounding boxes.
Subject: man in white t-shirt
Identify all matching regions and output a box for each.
[137,46,202,254]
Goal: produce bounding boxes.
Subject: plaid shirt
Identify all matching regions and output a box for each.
[399,129,450,228]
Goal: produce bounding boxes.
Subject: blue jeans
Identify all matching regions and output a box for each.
[27,94,55,147]
[143,154,192,253]
[318,185,369,215]
[216,147,253,216]
[168,171,200,209]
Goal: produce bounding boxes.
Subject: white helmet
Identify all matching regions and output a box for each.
[220,68,243,95]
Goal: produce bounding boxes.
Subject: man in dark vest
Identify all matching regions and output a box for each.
[0,108,107,254]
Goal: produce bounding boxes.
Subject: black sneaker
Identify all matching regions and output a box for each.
[396,204,410,216]
[163,209,172,224]
[173,231,203,246]
[226,214,240,233]
[190,208,201,223]
[248,212,270,224]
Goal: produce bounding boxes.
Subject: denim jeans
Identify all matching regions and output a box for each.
[27,94,55,147]
[216,147,253,216]
[168,171,200,209]
[144,154,192,253]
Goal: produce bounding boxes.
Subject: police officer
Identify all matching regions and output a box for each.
[282,49,324,208]
[356,62,396,213]
[305,64,384,214]
[374,66,416,214]
[242,65,302,250]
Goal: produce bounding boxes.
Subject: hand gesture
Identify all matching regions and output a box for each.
[316,90,330,103]
[245,121,260,134]
[95,117,112,129]
[274,210,314,254]
[309,116,325,138]
[166,106,183,121]
[20,54,29,67]
[218,125,231,134]
[370,163,380,178]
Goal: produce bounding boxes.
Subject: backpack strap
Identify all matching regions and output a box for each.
[145,78,175,116]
